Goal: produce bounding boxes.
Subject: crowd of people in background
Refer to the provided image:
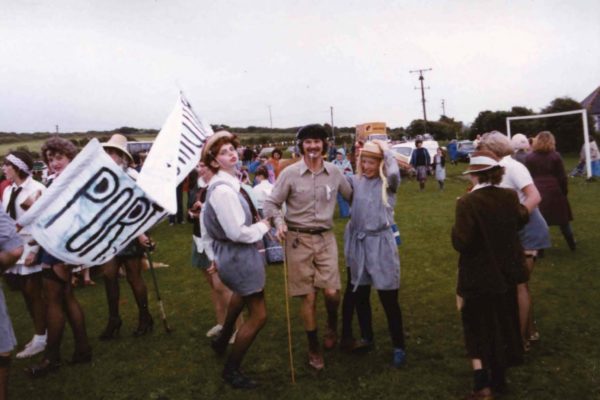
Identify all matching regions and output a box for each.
[0,125,584,399]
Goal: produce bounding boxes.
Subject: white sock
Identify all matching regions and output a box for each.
[33,334,47,344]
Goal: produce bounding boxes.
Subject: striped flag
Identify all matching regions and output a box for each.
[137,93,214,213]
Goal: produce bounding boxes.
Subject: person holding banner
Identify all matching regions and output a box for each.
[26,137,92,378]
[99,134,154,340]
[1,151,47,359]
[201,131,270,389]
[263,124,352,371]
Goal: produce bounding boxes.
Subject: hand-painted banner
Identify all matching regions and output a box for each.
[137,93,213,213]
[18,139,166,266]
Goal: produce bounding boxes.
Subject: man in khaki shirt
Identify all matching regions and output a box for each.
[264,124,352,370]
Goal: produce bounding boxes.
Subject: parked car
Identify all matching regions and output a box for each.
[447,140,475,163]
[127,141,154,157]
[391,139,440,176]
[391,139,439,161]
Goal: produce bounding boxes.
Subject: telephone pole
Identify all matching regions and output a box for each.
[268,105,273,129]
[409,68,432,133]
[441,99,446,116]
[330,106,335,143]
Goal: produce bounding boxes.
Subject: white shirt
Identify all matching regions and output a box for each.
[499,155,533,204]
[200,170,268,261]
[1,176,46,273]
[253,179,273,210]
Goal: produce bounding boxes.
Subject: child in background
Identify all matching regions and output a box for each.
[432,147,446,190]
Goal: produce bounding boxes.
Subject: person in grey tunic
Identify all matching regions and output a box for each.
[0,209,24,400]
[432,147,446,190]
[201,131,270,389]
[343,140,407,368]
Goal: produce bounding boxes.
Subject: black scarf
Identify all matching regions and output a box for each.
[6,186,22,220]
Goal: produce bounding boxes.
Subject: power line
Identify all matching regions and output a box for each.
[409,67,432,133]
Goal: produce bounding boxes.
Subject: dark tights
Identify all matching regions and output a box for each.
[0,354,9,400]
[341,268,362,341]
[354,285,405,349]
[102,257,150,325]
[559,223,576,249]
[215,291,267,371]
[104,257,150,320]
[21,273,46,336]
[44,265,90,362]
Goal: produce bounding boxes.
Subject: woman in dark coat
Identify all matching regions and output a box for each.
[525,131,575,250]
[452,150,529,399]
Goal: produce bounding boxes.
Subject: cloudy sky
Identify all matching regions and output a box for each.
[1,0,598,133]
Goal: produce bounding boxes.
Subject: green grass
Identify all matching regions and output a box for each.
[4,157,600,399]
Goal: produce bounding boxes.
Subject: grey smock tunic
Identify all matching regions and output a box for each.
[203,182,266,296]
[344,150,401,291]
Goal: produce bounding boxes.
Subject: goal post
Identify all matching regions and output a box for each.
[506,109,592,179]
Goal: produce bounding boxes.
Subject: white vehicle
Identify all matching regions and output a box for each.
[391,139,439,164]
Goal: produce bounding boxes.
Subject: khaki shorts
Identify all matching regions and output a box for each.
[285,230,340,296]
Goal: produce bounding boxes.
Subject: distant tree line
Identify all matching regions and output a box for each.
[2,96,595,154]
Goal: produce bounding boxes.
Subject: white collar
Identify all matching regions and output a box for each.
[213,169,240,191]
[471,182,493,192]
[11,176,32,189]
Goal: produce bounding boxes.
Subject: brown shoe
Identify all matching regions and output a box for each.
[323,329,338,351]
[308,351,324,371]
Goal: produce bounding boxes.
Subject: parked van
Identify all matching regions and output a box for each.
[355,122,389,143]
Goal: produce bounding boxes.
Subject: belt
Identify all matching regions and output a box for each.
[288,226,330,235]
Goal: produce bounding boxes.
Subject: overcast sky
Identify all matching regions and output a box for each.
[1,0,599,133]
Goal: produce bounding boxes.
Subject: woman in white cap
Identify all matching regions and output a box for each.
[201,131,270,389]
[342,139,406,367]
[452,150,528,399]
[98,134,154,340]
[1,151,47,359]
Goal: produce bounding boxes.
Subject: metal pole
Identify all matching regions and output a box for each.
[268,106,273,129]
[410,68,432,134]
[330,106,335,144]
[582,109,592,179]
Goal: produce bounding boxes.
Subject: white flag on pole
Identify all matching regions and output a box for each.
[137,93,213,213]
[18,139,166,265]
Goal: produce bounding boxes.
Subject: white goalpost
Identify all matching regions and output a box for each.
[506,109,592,179]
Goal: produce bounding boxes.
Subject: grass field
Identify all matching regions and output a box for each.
[4,157,599,400]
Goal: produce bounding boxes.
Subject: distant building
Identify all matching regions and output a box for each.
[581,86,600,132]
